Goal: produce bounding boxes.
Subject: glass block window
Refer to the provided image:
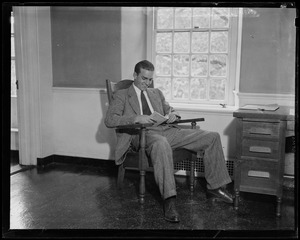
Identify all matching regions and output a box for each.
[153,7,240,105]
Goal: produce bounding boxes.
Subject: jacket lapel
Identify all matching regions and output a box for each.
[128,85,141,115]
[147,89,164,115]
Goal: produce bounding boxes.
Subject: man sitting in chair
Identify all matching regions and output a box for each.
[105,60,233,223]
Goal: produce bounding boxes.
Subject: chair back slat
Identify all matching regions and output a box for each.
[113,79,134,92]
[106,79,134,104]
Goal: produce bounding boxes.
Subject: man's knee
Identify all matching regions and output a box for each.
[211,131,220,138]
[152,137,171,152]
[208,131,221,144]
[148,137,172,165]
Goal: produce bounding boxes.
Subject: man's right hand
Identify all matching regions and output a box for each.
[134,115,156,124]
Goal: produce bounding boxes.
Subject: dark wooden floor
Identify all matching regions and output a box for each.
[6,153,297,238]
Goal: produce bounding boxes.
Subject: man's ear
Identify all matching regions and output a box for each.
[133,72,137,80]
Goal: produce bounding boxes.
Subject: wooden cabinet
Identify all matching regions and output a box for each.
[233,106,294,217]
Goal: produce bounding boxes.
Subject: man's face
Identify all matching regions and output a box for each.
[133,68,154,91]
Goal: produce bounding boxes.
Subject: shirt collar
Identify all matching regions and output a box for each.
[133,83,143,95]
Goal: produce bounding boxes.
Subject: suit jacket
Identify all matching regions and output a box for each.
[105,83,180,165]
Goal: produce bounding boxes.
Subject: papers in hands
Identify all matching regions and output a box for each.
[150,111,169,126]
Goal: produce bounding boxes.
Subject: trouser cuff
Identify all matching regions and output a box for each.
[164,189,177,200]
[207,179,232,190]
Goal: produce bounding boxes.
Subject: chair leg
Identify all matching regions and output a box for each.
[117,163,125,188]
[139,170,146,204]
[139,127,147,204]
[189,121,197,192]
[190,157,195,192]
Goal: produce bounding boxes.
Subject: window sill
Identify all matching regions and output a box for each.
[172,103,238,114]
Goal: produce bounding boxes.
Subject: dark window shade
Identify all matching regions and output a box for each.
[51,7,121,88]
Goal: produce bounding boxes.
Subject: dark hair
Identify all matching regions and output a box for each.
[134,60,155,74]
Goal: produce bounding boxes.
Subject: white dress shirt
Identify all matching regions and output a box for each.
[133,84,154,115]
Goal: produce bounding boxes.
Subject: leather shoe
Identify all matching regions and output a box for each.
[164,197,180,223]
[207,187,233,204]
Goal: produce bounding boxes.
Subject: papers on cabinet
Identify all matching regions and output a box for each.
[240,104,279,111]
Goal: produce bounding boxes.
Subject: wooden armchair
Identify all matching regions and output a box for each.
[106,79,205,203]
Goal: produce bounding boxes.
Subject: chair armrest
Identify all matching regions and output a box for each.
[114,118,204,129]
[176,118,205,124]
[115,122,154,129]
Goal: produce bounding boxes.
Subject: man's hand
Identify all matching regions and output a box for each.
[166,113,178,123]
[134,115,156,124]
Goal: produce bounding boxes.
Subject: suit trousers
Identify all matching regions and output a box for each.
[132,125,232,200]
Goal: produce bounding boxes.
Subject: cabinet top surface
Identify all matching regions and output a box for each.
[233,106,295,121]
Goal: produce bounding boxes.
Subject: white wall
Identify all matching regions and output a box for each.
[53,88,116,160]
[121,7,147,79]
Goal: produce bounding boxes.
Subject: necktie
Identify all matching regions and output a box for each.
[141,91,152,115]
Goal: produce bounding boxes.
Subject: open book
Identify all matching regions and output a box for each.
[240,103,279,111]
[150,111,169,126]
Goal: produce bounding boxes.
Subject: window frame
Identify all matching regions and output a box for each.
[146,7,243,108]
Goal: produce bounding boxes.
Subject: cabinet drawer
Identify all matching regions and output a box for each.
[236,159,279,195]
[242,121,280,139]
[242,139,279,159]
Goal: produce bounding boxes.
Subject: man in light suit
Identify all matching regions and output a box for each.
[105,60,233,223]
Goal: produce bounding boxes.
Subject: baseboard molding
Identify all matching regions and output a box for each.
[10,150,19,159]
[37,154,116,169]
[37,155,55,167]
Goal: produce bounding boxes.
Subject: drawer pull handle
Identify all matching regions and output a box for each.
[249,146,271,154]
[249,129,272,135]
[248,170,270,179]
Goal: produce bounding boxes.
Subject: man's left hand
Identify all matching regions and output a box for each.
[166,113,178,123]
